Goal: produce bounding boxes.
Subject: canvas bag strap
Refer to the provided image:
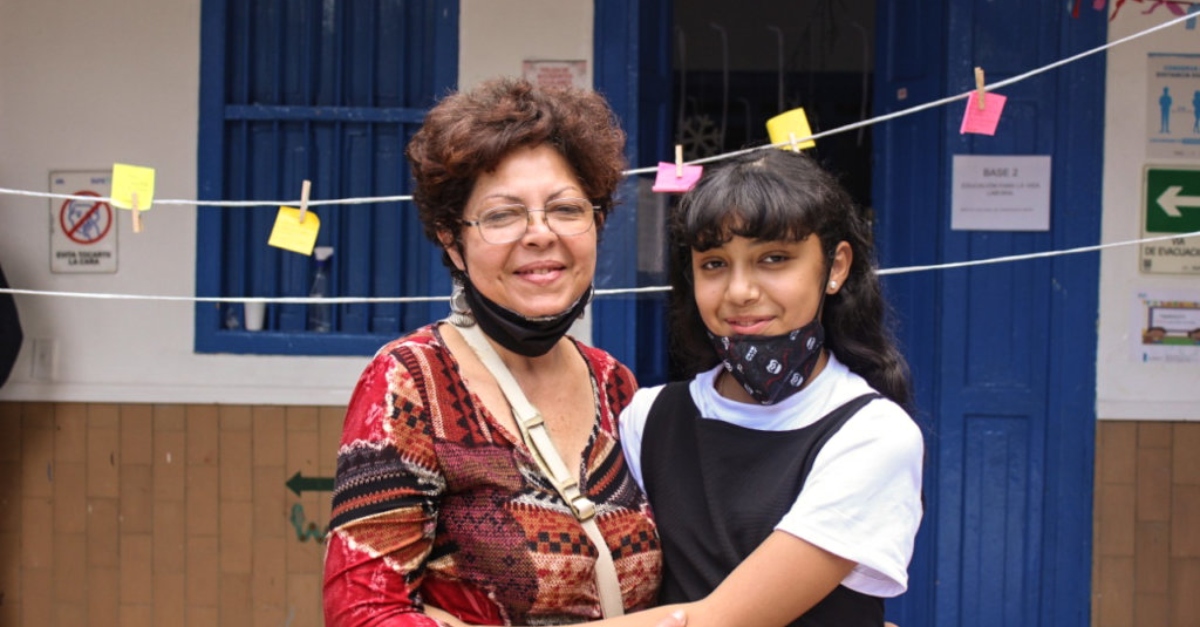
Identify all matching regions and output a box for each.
[452,321,625,618]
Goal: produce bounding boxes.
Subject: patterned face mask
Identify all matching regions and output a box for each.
[707,319,825,405]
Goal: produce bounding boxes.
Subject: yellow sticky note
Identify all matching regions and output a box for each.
[765,108,816,151]
[111,163,156,210]
[267,206,320,255]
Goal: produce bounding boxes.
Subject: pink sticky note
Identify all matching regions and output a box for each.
[959,92,1008,135]
[651,162,704,193]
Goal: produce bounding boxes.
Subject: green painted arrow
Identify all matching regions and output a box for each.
[286,471,334,496]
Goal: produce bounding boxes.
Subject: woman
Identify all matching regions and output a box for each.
[322,78,665,626]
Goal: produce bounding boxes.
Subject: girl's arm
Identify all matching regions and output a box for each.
[591,530,852,627]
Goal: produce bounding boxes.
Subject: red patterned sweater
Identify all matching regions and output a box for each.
[323,324,662,626]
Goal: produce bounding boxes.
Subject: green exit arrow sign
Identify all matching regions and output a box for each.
[1146,167,1200,233]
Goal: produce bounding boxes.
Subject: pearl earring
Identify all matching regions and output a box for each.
[829,280,838,289]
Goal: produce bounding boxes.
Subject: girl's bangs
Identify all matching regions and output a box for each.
[682,172,817,251]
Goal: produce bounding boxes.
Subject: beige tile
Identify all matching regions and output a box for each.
[22,403,55,430]
[20,421,54,498]
[154,572,186,627]
[286,406,320,432]
[252,535,287,607]
[254,466,287,539]
[54,403,88,463]
[53,461,87,534]
[21,496,53,570]
[1137,446,1172,522]
[1170,558,1200,627]
[87,497,120,568]
[1096,555,1134,627]
[1099,422,1137,486]
[220,431,253,502]
[220,573,253,627]
[1175,423,1200,485]
[154,404,187,432]
[0,462,19,532]
[119,464,153,534]
[87,403,120,430]
[187,535,219,606]
[154,430,187,501]
[0,531,20,616]
[286,573,323,627]
[1098,484,1136,557]
[254,605,289,627]
[253,406,287,467]
[53,532,86,604]
[1138,421,1174,449]
[188,405,220,465]
[0,403,22,461]
[119,533,153,604]
[56,602,89,627]
[220,501,253,573]
[87,416,120,499]
[1170,485,1200,557]
[21,566,53,627]
[1134,593,1169,627]
[154,500,186,574]
[187,464,220,537]
[119,603,154,627]
[286,519,325,574]
[286,430,320,484]
[220,405,253,432]
[121,404,154,466]
[189,606,221,627]
[1135,521,1171,595]
[87,566,119,627]
[319,406,344,476]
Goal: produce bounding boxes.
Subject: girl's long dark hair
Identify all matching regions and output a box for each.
[668,149,913,409]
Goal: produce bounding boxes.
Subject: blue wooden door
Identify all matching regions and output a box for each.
[874,2,1104,626]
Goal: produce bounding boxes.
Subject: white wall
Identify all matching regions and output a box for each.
[1098,11,1200,420]
[0,0,594,406]
[459,0,593,89]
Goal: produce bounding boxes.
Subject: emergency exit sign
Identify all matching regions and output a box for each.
[1146,167,1200,232]
[1141,166,1200,275]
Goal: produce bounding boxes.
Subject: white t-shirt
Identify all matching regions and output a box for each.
[619,355,924,598]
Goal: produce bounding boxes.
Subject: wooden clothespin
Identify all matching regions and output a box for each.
[131,192,142,233]
[788,132,800,152]
[675,145,684,178]
[975,67,986,110]
[297,179,312,224]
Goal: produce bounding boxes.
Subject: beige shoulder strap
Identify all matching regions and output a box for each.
[453,321,625,618]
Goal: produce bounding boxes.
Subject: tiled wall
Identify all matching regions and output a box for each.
[0,402,343,627]
[2,402,1198,626]
[1092,421,1200,627]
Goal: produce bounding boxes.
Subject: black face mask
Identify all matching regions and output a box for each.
[458,279,592,357]
[707,318,826,405]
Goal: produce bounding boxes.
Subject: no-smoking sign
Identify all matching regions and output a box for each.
[50,171,118,273]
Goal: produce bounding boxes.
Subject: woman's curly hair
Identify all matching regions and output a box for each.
[406,77,627,278]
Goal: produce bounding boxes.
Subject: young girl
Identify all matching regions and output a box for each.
[618,148,924,627]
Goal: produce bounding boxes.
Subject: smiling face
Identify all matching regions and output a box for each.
[692,233,851,338]
[443,144,597,318]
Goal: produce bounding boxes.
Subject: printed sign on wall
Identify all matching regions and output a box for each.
[49,171,118,273]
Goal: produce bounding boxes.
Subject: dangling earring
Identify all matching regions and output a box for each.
[448,278,475,327]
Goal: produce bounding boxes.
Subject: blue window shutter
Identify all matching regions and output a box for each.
[196,0,458,355]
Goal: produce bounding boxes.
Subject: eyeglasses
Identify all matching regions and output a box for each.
[462,198,598,244]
